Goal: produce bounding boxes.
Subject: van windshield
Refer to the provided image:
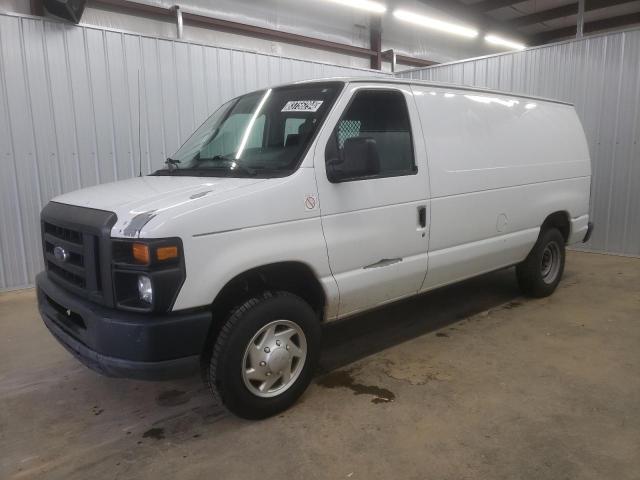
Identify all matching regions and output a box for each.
[153,82,343,178]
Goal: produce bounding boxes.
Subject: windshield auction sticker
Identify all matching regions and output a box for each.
[282,100,324,112]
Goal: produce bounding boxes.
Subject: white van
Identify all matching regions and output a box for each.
[37,78,593,418]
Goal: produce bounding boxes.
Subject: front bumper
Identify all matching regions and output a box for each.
[36,272,212,380]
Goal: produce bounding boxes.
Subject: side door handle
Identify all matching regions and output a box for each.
[417,205,427,228]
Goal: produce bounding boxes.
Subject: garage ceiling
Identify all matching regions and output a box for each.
[457,0,640,44]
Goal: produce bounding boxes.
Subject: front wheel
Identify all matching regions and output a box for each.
[205,291,321,419]
[516,227,566,298]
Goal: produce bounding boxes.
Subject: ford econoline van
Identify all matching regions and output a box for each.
[37,78,593,419]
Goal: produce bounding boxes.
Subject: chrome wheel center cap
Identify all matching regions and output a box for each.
[242,319,308,398]
[267,348,290,373]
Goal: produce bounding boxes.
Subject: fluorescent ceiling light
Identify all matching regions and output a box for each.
[485,34,526,50]
[324,0,387,14]
[393,9,478,38]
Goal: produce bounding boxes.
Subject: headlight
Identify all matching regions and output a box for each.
[112,237,184,313]
[137,275,153,304]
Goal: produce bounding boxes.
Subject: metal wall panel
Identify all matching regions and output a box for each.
[0,12,385,290]
[397,29,640,257]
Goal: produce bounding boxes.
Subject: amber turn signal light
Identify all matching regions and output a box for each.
[132,243,150,264]
[156,245,178,261]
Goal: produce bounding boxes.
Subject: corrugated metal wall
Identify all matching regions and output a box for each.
[0,12,385,291]
[397,28,640,257]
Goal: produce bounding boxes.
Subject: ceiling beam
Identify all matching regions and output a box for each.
[94,0,376,58]
[94,0,440,68]
[370,16,383,70]
[468,0,527,14]
[30,0,44,16]
[417,0,529,41]
[532,11,640,44]
[509,4,578,27]
[181,12,378,57]
[508,0,637,28]
[395,54,438,67]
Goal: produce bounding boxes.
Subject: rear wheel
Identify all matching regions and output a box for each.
[205,291,320,419]
[516,227,565,298]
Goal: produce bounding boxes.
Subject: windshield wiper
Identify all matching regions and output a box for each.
[207,155,256,176]
[232,163,256,176]
[210,154,232,162]
[165,157,181,171]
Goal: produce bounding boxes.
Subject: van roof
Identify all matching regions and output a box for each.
[290,76,573,107]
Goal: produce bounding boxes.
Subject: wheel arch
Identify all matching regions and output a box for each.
[201,261,327,357]
[212,261,326,317]
[541,211,571,243]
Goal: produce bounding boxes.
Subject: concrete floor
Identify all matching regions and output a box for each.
[1,251,639,480]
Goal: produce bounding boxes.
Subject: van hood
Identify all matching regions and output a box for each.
[52,175,267,236]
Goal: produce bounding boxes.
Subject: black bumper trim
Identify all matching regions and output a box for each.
[37,272,212,380]
[42,313,201,380]
[583,221,594,243]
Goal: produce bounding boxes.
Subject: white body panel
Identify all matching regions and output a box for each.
[313,83,430,317]
[51,78,592,320]
[410,85,591,292]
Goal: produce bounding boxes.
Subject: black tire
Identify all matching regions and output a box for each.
[516,227,566,298]
[205,291,321,420]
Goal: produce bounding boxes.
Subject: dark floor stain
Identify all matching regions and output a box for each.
[317,369,395,404]
[156,389,190,407]
[436,332,449,337]
[91,406,104,416]
[142,427,165,440]
[503,300,523,309]
[191,404,227,423]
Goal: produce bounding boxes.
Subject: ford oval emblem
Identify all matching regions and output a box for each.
[53,245,69,262]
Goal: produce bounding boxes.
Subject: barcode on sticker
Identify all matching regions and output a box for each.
[281,100,323,112]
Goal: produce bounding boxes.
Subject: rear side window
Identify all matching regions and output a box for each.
[326,89,416,181]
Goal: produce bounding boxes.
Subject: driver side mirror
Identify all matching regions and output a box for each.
[327,137,381,183]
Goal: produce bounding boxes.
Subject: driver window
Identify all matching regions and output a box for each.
[283,117,306,145]
[327,89,416,181]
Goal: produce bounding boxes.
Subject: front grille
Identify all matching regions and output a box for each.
[44,238,84,267]
[47,260,86,288]
[43,220,94,293]
[44,222,83,245]
[41,202,117,307]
